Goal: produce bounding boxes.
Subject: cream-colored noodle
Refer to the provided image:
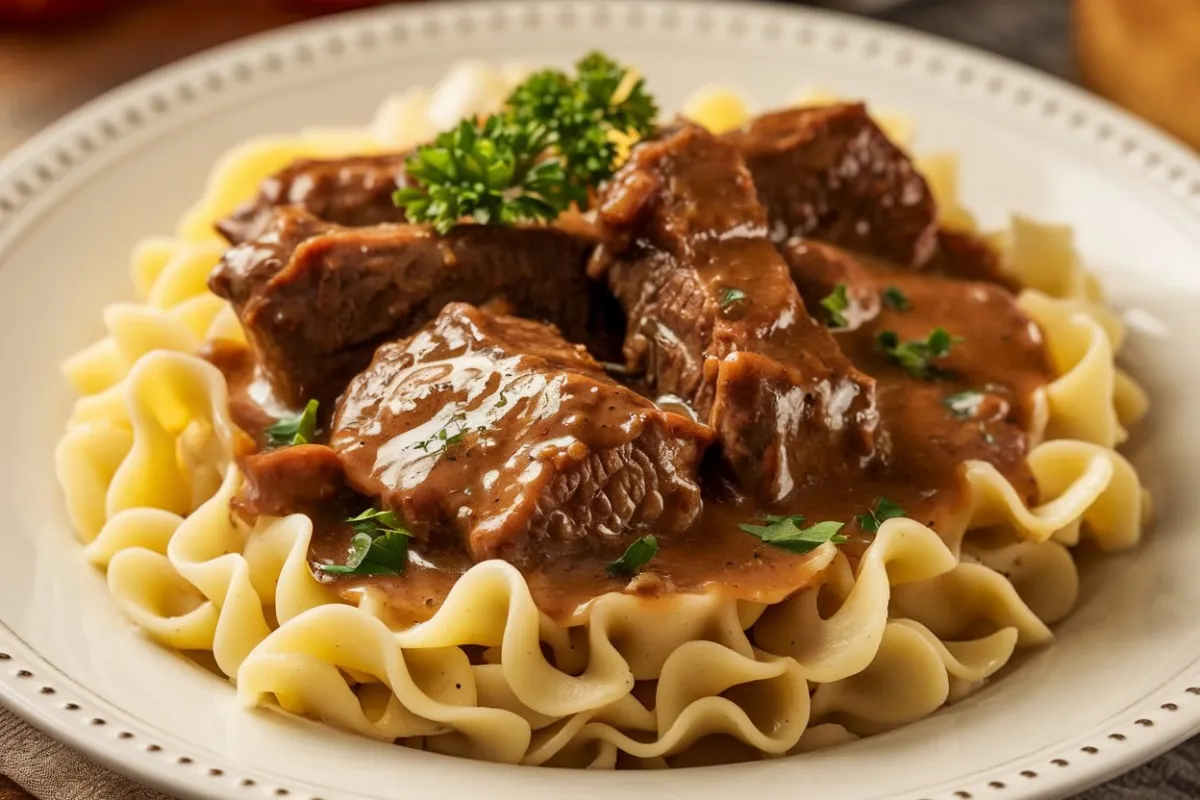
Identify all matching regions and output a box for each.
[53,70,1149,766]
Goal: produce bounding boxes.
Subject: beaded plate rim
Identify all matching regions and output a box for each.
[1,2,1198,799]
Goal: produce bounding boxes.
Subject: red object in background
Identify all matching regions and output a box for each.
[0,0,125,24]
[280,0,381,8]
[0,0,381,25]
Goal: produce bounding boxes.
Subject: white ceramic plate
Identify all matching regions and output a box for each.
[1,2,1198,799]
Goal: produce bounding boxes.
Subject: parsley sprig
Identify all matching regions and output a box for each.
[606,535,658,577]
[739,515,847,555]
[876,327,963,380]
[264,399,319,448]
[317,509,411,576]
[394,52,658,233]
[392,118,569,234]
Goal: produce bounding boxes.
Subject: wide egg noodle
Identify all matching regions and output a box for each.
[52,73,1149,767]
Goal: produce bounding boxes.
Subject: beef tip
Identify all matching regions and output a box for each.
[208,207,597,406]
[590,121,878,504]
[217,153,410,244]
[233,443,348,520]
[927,228,1021,291]
[778,238,881,332]
[330,303,713,564]
[723,103,939,267]
[208,206,333,309]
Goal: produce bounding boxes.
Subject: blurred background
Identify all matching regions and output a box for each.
[0,0,1198,156]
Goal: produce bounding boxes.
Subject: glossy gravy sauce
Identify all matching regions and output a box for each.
[204,253,1052,626]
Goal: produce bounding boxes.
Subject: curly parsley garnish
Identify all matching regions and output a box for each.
[263,399,319,448]
[606,535,658,576]
[820,283,850,327]
[392,117,569,234]
[394,52,657,233]
[508,52,657,204]
[882,285,911,311]
[739,514,847,555]
[855,497,906,534]
[317,509,411,576]
[876,327,963,380]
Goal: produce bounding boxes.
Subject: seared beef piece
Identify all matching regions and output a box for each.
[208,207,596,406]
[927,228,1021,291]
[590,121,878,504]
[331,303,713,564]
[209,206,332,308]
[233,444,348,520]
[779,238,881,332]
[217,153,410,244]
[723,103,939,267]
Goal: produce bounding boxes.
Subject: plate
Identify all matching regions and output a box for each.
[1,2,1198,799]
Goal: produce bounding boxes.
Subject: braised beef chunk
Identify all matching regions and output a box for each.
[208,207,596,406]
[724,103,939,267]
[208,206,333,309]
[779,238,881,332]
[330,303,713,564]
[590,121,878,504]
[217,153,410,244]
[927,228,1020,291]
[233,444,348,520]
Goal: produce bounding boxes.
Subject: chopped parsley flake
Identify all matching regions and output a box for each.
[876,327,963,380]
[720,287,748,309]
[820,283,850,327]
[855,497,906,534]
[317,509,411,576]
[607,535,658,576]
[739,514,847,555]
[264,399,319,448]
[413,412,473,454]
[882,285,911,311]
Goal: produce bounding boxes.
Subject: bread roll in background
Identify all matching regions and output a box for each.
[1076,0,1200,149]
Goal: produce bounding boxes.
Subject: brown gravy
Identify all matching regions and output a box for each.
[203,249,1052,627]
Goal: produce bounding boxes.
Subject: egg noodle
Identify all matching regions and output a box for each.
[55,63,1149,768]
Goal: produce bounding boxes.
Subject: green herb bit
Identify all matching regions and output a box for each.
[820,283,850,327]
[495,391,509,408]
[263,399,319,448]
[855,497,906,534]
[413,412,474,454]
[882,285,911,311]
[317,509,411,576]
[943,390,985,420]
[876,327,963,380]
[606,535,659,577]
[720,287,748,309]
[739,514,847,555]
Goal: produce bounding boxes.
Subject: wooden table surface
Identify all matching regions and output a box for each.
[0,0,325,155]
